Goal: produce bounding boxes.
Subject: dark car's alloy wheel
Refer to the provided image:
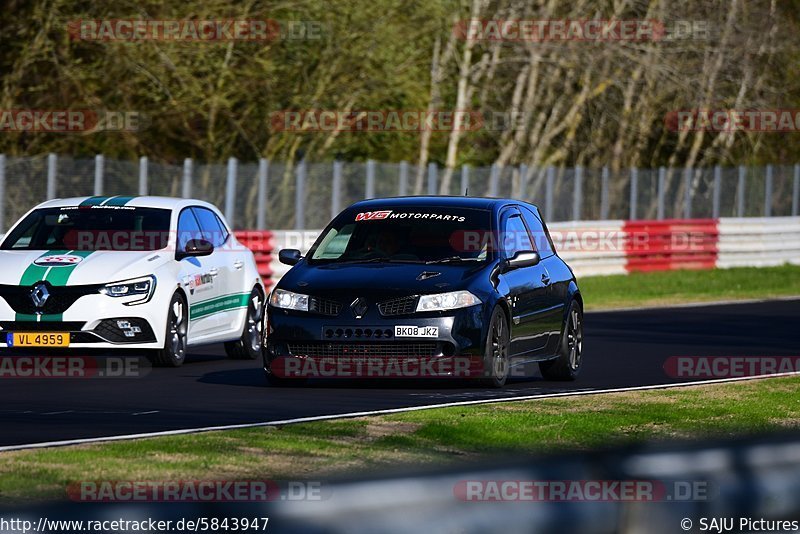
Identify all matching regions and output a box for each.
[480,307,510,388]
[226,287,264,360]
[151,292,188,367]
[539,300,583,381]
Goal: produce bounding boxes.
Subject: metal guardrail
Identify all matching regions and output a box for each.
[2,154,799,232]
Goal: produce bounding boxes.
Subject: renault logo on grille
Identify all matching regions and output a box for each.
[351,297,368,319]
[30,283,50,308]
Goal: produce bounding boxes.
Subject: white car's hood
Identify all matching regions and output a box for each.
[0,249,170,286]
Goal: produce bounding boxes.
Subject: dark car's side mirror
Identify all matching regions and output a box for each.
[279,248,303,266]
[503,250,540,272]
[178,238,214,259]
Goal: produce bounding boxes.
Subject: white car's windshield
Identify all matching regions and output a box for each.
[1,206,171,251]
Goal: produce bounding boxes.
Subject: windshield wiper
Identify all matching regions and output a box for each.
[329,257,386,265]
[332,257,424,265]
[426,256,481,264]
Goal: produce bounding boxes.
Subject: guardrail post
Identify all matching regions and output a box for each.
[461,164,471,196]
[182,158,192,198]
[764,164,773,217]
[257,159,269,230]
[683,167,692,218]
[399,161,409,196]
[737,165,746,217]
[793,164,799,217]
[573,165,583,221]
[332,160,342,218]
[545,166,554,221]
[427,163,437,195]
[94,154,104,196]
[365,159,375,199]
[600,166,610,220]
[225,157,237,225]
[657,166,666,220]
[295,159,306,230]
[47,153,57,200]
[629,167,638,220]
[712,165,722,218]
[518,164,528,200]
[138,156,148,196]
[0,154,5,233]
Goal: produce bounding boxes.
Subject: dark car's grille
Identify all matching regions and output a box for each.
[323,326,394,339]
[378,296,418,316]
[309,296,342,316]
[287,342,440,359]
[0,283,101,315]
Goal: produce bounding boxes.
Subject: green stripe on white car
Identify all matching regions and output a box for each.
[15,250,95,321]
[190,292,250,321]
[78,196,109,207]
[78,195,135,207]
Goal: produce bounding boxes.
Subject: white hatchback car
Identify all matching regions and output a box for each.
[0,196,265,366]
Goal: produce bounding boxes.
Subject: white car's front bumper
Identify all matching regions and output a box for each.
[0,285,171,350]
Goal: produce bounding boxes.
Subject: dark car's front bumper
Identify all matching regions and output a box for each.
[264,299,486,379]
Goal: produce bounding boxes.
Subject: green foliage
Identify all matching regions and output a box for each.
[1,0,798,168]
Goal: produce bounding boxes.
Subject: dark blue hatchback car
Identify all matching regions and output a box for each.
[264,196,583,387]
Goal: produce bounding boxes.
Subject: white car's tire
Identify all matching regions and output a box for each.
[225,287,264,360]
[150,292,188,367]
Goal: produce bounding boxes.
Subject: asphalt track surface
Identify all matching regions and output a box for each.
[0,298,797,448]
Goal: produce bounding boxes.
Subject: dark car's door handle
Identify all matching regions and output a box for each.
[541,272,551,285]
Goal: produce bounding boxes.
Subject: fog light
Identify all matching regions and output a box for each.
[116,320,142,338]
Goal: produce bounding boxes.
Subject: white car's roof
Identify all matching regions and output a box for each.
[35,196,222,213]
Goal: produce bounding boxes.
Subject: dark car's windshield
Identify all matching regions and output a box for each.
[308,206,493,264]
[0,206,171,251]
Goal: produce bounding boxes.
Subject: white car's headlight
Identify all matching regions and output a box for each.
[416,291,481,312]
[270,289,309,312]
[99,275,156,305]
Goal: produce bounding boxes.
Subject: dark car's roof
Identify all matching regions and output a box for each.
[348,196,537,211]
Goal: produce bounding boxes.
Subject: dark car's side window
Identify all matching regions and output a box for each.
[177,208,202,253]
[192,207,228,247]
[520,206,555,257]
[501,209,534,257]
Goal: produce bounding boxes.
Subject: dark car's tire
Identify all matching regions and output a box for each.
[225,287,264,360]
[539,300,583,381]
[150,292,188,367]
[478,306,510,388]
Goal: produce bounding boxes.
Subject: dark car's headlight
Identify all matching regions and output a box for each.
[416,291,481,312]
[270,289,310,312]
[99,275,156,305]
